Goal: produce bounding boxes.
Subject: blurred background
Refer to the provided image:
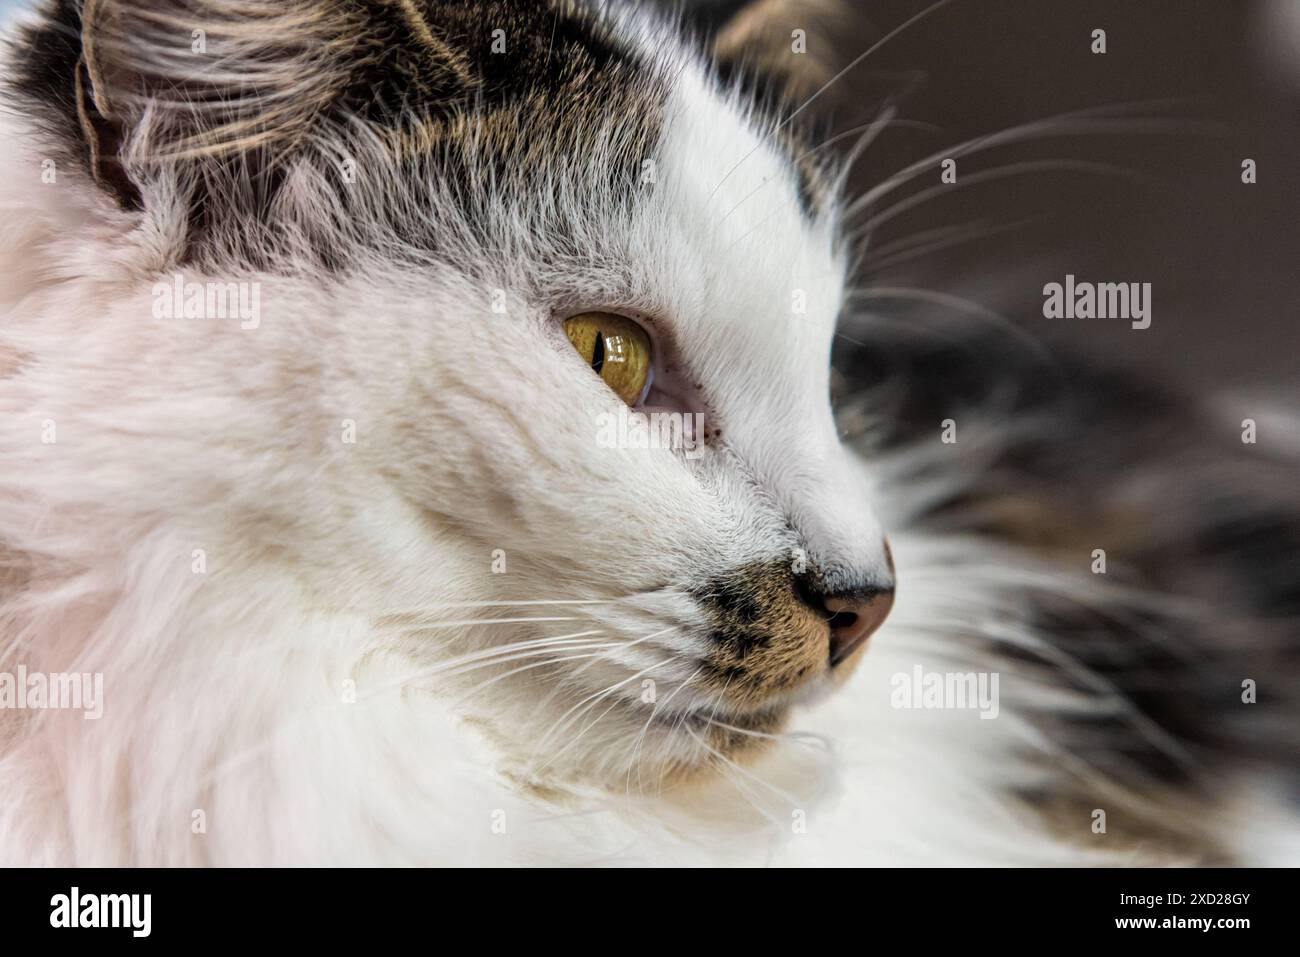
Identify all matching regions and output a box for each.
[674,0,1299,396]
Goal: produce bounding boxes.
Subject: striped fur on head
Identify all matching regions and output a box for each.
[10,0,669,265]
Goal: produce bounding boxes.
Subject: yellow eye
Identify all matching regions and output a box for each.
[562,312,652,406]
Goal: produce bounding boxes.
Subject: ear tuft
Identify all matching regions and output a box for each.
[713,0,854,105]
[20,0,480,208]
[78,0,365,167]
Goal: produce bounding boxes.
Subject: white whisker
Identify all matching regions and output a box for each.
[363,631,608,698]
[379,615,583,633]
[625,664,705,798]
[448,648,616,709]
[684,725,802,825]
[865,217,1040,270]
[530,625,679,716]
[379,598,616,617]
[850,158,1160,238]
[705,0,956,204]
[843,107,1222,222]
[846,285,1057,363]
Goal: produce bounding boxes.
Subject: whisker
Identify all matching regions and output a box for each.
[529,627,683,771]
[804,116,940,167]
[362,631,608,698]
[704,716,831,750]
[684,724,803,817]
[845,285,1057,363]
[544,695,630,774]
[782,0,957,127]
[843,106,1223,221]
[826,104,901,205]
[435,642,618,681]
[531,625,678,715]
[448,649,616,709]
[864,216,1041,270]
[561,626,668,680]
[532,656,668,763]
[715,106,918,228]
[644,670,732,798]
[189,632,610,802]
[705,0,956,204]
[378,615,583,633]
[653,671,717,798]
[849,158,1161,239]
[625,665,705,798]
[378,598,616,617]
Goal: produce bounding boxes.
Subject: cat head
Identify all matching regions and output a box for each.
[7,0,893,787]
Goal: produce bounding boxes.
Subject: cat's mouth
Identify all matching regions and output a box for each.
[604,559,895,781]
[622,695,794,784]
[687,557,893,710]
[453,555,894,788]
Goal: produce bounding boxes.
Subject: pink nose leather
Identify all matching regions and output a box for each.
[825,589,895,665]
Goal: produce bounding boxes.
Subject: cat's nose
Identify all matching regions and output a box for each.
[824,588,895,666]
[814,540,896,666]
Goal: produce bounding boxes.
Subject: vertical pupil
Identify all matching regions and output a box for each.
[591,330,605,374]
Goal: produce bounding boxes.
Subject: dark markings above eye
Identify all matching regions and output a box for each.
[591,330,605,374]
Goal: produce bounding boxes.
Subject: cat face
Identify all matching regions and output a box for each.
[10,0,894,787]
[364,68,895,783]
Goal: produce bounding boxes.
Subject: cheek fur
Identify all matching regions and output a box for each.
[692,561,830,707]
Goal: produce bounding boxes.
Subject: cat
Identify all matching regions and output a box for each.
[0,0,1294,865]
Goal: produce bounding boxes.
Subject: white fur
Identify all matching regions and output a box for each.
[0,4,1286,866]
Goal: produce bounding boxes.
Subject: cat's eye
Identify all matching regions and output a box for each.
[562,312,653,406]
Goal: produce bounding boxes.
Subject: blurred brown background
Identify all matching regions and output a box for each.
[674,0,1299,394]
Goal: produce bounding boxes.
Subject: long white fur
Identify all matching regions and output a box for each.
[0,1,1283,865]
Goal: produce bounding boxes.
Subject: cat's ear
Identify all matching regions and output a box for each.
[61,0,477,207]
[712,0,854,104]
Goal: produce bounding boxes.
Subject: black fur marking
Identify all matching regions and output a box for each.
[5,0,669,267]
[6,1,88,173]
[703,578,766,624]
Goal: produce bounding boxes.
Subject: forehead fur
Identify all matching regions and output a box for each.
[9,0,828,271]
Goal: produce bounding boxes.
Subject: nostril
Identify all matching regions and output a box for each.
[826,609,859,631]
[825,590,895,666]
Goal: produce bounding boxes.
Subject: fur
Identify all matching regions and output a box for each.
[0,0,1294,865]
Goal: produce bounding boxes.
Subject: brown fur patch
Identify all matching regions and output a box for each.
[713,0,849,103]
[12,0,668,256]
[693,560,829,708]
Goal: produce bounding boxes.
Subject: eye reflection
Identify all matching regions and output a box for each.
[563,312,652,406]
